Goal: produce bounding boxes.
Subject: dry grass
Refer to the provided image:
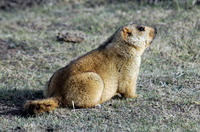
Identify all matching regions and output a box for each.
[0,1,199,131]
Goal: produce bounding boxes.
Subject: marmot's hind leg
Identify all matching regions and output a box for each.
[62,72,104,108]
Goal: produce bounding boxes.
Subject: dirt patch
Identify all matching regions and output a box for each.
[57,31,85,43]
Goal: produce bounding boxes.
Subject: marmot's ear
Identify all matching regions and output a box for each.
[122,27,132,40]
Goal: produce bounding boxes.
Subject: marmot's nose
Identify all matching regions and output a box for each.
[154,28,157,34]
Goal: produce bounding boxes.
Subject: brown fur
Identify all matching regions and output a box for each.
[24,23,157,115]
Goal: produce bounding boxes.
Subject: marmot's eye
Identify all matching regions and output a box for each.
[127,32,132,36]
[137,26,145,32]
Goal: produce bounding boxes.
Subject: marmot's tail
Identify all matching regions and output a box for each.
[24,97,61,115]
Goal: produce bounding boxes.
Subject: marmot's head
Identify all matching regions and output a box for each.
[113,23,157,51]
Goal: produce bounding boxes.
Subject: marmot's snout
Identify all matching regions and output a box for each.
[154,27,157,35]
[153,27,157,40]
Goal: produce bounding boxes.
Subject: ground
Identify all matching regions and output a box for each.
[0,1,199,131]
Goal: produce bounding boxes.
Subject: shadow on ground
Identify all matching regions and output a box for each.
[0,87,126,116]
[0,89,43,116]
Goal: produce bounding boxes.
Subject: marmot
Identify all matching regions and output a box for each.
[24,23,157,115]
